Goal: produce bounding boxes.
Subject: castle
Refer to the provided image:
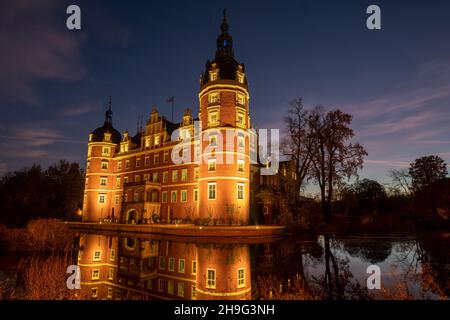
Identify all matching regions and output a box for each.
[83,12,255,225]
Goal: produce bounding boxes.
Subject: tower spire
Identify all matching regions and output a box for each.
[216,9,234,59]
[105,96,113,124]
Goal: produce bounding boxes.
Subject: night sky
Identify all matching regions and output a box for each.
[1,0,450,188]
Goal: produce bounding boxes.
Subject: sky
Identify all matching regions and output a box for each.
[1,0,450,188]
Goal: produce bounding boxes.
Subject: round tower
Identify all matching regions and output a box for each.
[198,10,251,225]
[83,98,121,222]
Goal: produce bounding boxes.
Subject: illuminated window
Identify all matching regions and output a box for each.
[177,283,185,297]
[192,285,196,299]
[194,167,199,179]
[163,151,169,163]
[143,174,149,181]
[208,183,216,200]
[117,160,122,170]
[172,170,178,182]
[178,259,185,273]
[208,91,219,104]
[238,136,245,148]
[93,250,101,261]
[206,269,216,289]
[238,160,244,172]
[159,257,165,270]
[168,280,174,295]
[163,171,168,183]
[135,175,140,182]
[169,257,175,272]
[192,261,197,275]
[116,177,120,188]
[181,190,187,202]
[145,155,149,165]
[194,189,198,202]
[237,72,245,83]
[236,93,245,105]
[101,160,109,170]
[125,159,130,169]
[102,147,110,156]
[208,110,219,126]
[145,137,150,148]
[98,194,106,204]
[208,159,216,171]
[238,268,245,288]
[152,172,158,182]
[171,191,177,203]
[100,176,107,186]
[162,191,168,203]
[87,160,90,169]
[136,156,141,167]
[236,111,246,127]
[114,194,119,205]
[133,192,139,202]
[154,153,159,164]
[154,135,160,146]
[209,71,218,81]
[110,249,115,261]
[124,176,129,183]
[91,288,98,299]
[237,183,244,200]
[181,169,188,181]
[210,135,217,146]
[92,269,100,280]
[107,288,113,299]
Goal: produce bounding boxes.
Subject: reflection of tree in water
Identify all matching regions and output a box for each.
[341,238,393,264]
[254,235,371,300]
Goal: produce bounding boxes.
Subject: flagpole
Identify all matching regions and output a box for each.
[171,98,174,122]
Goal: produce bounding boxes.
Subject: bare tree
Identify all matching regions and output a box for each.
[308,107,367,223]
[388,168,413,196]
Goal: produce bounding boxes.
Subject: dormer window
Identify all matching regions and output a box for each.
[145,137,150,148]
[104,133,111,142]
[237,71,245,84]
[154,135,160,146]
[209,71,218,81]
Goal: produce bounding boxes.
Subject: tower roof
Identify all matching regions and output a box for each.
[91,97,121,144]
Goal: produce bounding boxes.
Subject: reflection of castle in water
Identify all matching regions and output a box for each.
[77,233,251,300]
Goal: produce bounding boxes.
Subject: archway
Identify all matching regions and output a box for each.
[126,209,138,224]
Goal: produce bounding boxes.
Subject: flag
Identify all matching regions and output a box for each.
[166,96,175,103]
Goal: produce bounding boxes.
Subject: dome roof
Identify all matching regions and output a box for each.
[91,121,121,144]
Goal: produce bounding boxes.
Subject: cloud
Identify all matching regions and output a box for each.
[61,102,100,116]
[364,159,410,168]
[0,0,87,106]
[12,128,63,147]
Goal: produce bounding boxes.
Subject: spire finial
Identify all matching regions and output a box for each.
[221,9,228,34]
[105,96,113,124]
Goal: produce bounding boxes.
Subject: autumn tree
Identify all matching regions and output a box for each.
[308,107,367,223]
[409,155,448,217]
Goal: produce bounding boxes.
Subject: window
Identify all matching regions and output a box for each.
[124,176,129,183]
[102,147,110,156]
[100,176,107,186]
[152,172,158,182]
[108,268,114,280]
[178,283,185,297]
[237,72,245,83]
[208,110,219,126]
[236,93,245,105]
[181,169,188,181]
[238,268,245,288]
[107,288,113,299]
[146,280,153,290]
[154,135,160,146]
[154,153,159,164]
[238,136,245,148]
[237,183,244,200]
[208,91,219,104]
[125,159,130,169]
[136,156,141,167]
[91,288,98,299]
[208,159,216,171]
[117,160,122,170]
[206,269,216,289]
[98,194,106,204]
[208,183,216,200]
[210,135,217,146]
[124,193,128,202]
[238,160,244,172]
[194,189,198,202]
[194,167,199,179]
[192,285,196,299]
[236,111,245,126]
[93,250,101,261]
[171,191,177,203]
[145,155,149,165]
[92,269,100,280]
[172,170,178,182]
[178,259,185,273]
[145,137,150,148]
[110,249,115,261]
[101,160,109,170]
[168,281,174,295]
[159,256,165,270]
[181,190,187,202]
[144,174,150,181]
[158,279,164,292]
[163,171,168,183]
[192,261,197,275]
[87,160,90,169]
[209,71,218,81]
[135,175,141,182]
[114,194,120,205]
[162,191,168,203]
[163,151,169,163]
[116,177,120,188]
[168,257,175,272]
[133,192,139,202]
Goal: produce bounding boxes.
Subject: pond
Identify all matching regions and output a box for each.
[1,231,449,300]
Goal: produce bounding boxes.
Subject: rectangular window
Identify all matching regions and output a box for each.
[92,269,100,280]
[154,153,159,164]
[236,112,245,126]
[192,261,197,275]
[158,279,164,292]
[206,269,216,289]
[163,171,168,183]
[125,159,130,169]
[181,169,188,181]
[117,160,122,170]
[208,91,219,104]
[116,177,121,188]
[181,190,187,202]
[238,160,244,172]
[136,156,141,167]
[93,250,101,262]
[177,283,185,297]
[172,170,178,182]
[101,160,109,170]
[168,280,174,295]
[114,194,119,205]
[194,189,198,202]
[145,155,149,165]
[163,151,169,163]
[192,285,196,299]
[208,183,216,200]
[133,192,139,202]
[98,194,106,204]
[110,249,115,261]
[171,190,177,203]
[107,288,113,299]
[168,257,175,272]
[194,167,199,179]
[102,147,110,156]
[210,135,217,146]
[238,268,245,288]
[162,191,168,203]
[154,135,160,146]
[87,160,90,169]
[143,173,150,181]
[178,259,185,274]
[237,183,244,200]
[238,136,245,148]
[100,176,107,186]
[135,175,141,182]
[91,288,98,299]
[208,159,216,171]
[159,256,165,270]
[236,93,245,105]
[108,268,114,280]
[146,279,153,290]
[152,172,158,182]
[208,111,219,126]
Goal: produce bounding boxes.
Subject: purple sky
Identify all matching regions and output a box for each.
[1,0,450,189]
